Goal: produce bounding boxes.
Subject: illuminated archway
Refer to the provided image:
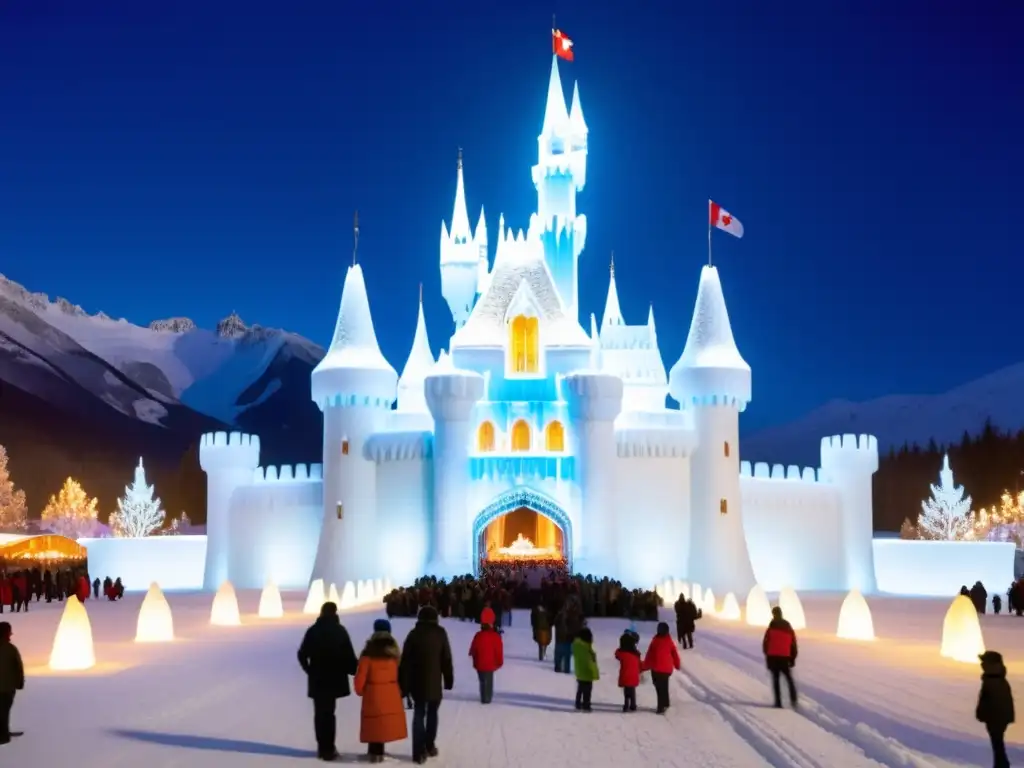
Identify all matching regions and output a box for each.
[509,315,540,374]
[511,419,531,452]
[477,421,495,452]
[472,487,573,574]
[545,421,565,452]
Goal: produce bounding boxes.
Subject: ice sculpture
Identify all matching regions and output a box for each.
[836,589,875,641]
[720,592,741,621]
[135,582,174,643]
[357,579,373,603]
[210,580,241,626]
[258,580,284,619]
[340,581,357,609]
[384,578,393,594]
[328,583,340,605]
[374,578,384,598]
[661,579,674,600]
[49,597,96,670]
[778,587,806,630]
[745,585,772,627]
[691,583,702,609]
[941,594,985,663]
[703,588,716,615]
[303,578,325,615]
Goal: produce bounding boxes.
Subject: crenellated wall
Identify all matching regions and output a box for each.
[365,431,433,463]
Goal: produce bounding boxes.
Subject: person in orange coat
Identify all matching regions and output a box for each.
[468,607,504,704]
[643,621,681,714]
[354,619,408,764]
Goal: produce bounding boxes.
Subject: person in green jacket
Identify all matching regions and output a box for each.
[572,627,599,711]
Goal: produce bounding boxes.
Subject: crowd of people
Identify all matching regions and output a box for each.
[0,566,125,612]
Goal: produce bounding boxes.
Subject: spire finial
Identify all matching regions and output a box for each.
[610,250,615,276]
[353,210,360,266]
[457,146,463,170]
[419,282,423,304]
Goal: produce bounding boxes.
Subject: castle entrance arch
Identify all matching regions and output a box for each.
[472,488,573,575]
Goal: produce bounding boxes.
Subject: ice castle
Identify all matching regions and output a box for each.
[198,56,881,597]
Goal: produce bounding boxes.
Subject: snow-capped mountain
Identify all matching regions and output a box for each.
[743,362,1024,466]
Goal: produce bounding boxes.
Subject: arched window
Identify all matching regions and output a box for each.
[509,315,540,374]
[477,421,496,452]
[723,441,730,458]
[511,419,531,452]
[545,421,565,452]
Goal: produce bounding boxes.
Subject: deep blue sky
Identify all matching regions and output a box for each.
[0,1,1020,432]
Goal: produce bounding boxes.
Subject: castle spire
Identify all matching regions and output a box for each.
[450,147,472,245]
[541,55,570,137]
[352,210,359,266]
[602,251,623,329]
[397,286,436,412]
[569,81,588,136]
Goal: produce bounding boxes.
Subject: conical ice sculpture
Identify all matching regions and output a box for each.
[719,592,741,621]
[49,596,96,670]
[340,581,357,609]
[210,580,241,626]
[135,582,174,643]
[258,580,284,619]
[778,587,807,630]
[703,588,716,615]
[691,582,702,609]
[836,589,875,640]
[303,579,325,615]
[941,594,986,663]
[328,582,341,605]
[745,585,772,627]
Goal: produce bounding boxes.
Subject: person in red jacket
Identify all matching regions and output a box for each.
[762,606,798,708]
[614,630,642,712]
[468,608,503,704]
[642,621,681,714]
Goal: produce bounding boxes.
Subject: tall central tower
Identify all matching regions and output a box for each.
[532,55,588,321]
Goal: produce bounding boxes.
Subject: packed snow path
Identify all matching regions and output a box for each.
[0,592,992,766]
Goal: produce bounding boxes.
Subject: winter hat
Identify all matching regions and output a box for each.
[656,621,670,637]
[619,631,637,651]
[480,607,496,627]
[980,650,1005,665]
[373,618,392,634]
[577,627,593,643]
[418,605,439,623]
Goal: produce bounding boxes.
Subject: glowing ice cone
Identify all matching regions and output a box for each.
[941,594,986,663]
[303,579,325,615]
[357,580,373,604]
[691,583,702,607]
[374,578,384,598]
[49,596,95,670]
[258,580,284,619]
[210,580,241,626]
[745,585,773,626]
[661,579,674,600]
[778,587,806,630]
[135,582,174,643]
[383,578,393,594]
[340,581,357,609]
[836,589,875,641]
[703,588,716,615]
[720,592,741,621]
[328,583,340,605]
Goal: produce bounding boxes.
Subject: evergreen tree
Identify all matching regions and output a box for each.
[110,458,165,538]
[917,453,974,540]
[0,445,27,530]
[899,517,918,539]
[41,477,99,539]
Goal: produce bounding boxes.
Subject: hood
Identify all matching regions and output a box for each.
[362,631,400,659]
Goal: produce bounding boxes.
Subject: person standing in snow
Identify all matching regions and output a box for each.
[399,605,454,764]
[297,601,359,762]
[762,606,798,709]
[354,619,407,764]
[0,622,25,745]
[468,608,503,704]
[615,630,642,712]
[643,622,681,714]
[572,627,599,711]
[530,604,551,661]
[976,650,1015,768]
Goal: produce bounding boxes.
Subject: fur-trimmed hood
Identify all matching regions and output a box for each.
[361,631,400,660]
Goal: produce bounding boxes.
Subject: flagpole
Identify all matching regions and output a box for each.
[707,215,713,267]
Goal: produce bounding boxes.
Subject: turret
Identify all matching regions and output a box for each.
[670,265,755,596]
[440,150,484,329]
[396,286,435,413]
[310,254,398,590]
[199,431,260,590]
[424,353,484,577]
[820,434,880,593]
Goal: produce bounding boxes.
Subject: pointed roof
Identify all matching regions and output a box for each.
[602,256,623,329]
[647,303,657,339]
[311,264,397,407]
[397,292,435,411]
[669,266,750,407]
[569,81,588,135]
[474,206,487,244]
[450,151,472,243]
[541,55,570,137]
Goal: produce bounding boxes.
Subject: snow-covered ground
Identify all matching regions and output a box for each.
[0,591,1017,766]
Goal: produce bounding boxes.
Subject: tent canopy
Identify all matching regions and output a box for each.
[0,533,87,562]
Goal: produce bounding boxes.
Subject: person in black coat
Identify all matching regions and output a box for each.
[399,605,454,765]
[297,602,359,762]
[977,650,1015,768]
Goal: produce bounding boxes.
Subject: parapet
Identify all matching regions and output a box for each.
[365,431,433,462]
[199,431,261,473]
[615,409,696,458]
[562,371,623,423]
[819,433,879,475]
[252,463,324,483]
[424,365,485,421]
[740,462,819,483]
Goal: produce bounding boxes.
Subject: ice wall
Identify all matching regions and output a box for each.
[81,536,207,591]
[874,539,1015,597]
[375,455,431,585]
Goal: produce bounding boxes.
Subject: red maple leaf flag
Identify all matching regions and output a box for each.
[553,29,574,61]
[709,200,744,238]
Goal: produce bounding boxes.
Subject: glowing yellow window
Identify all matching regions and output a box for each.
[477,421,495,452]
[720,499,728,515]
[723,441,730,458]
[509,314,540,373]
[511,419,531,452]
[545,421,565,452]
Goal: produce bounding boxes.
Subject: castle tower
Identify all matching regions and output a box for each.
[440,150,485,329]
[424,352,484,577]
[820,434,879,593]
[199,431,260,590]
[563,372,623,575]
[310,262,397,588]
[396,287,436,413]
[532,56,588,321]
[669,265,756,596]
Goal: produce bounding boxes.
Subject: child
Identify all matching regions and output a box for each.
[354,619,408,763]
[469,608,504,704]
[615,629,642,712]
[643,621,681,714]
[976,650,1015,768]
[572,627,599,711]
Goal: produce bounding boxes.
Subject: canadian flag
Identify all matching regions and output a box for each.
[709,200,744,238]
[552,29,574,62]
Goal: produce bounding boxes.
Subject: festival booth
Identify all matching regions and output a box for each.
[0,533,87,568]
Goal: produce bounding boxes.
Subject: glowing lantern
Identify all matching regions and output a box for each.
[303,579,325,615]
[778,587,806,630]
[135,582,174,643]
[745,585,773,627]
[328,583,341,605]
[49,596,96,670]
[836,589,875,641]
[703,588,716,615]
[258,580,284,619]
[941,594,986,663]
[719,592,741,621]
[210,580,241,626]
[340,581,357,609]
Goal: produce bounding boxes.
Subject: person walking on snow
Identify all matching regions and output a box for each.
[572,627,600,711]
[615,629,642,712]
[399,605,454,764]
[643,621,681,714]
[469,607,504,704]
[763,606,798,709]
[976,650,1015,768]
[354,619,407,763]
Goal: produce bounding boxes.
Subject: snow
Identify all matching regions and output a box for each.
[4,592,1016,767]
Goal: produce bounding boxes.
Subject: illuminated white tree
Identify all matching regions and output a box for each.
[41,477,99,539]
[0,445,27,530]
[110,458,165,538]
[917,454,974,541]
